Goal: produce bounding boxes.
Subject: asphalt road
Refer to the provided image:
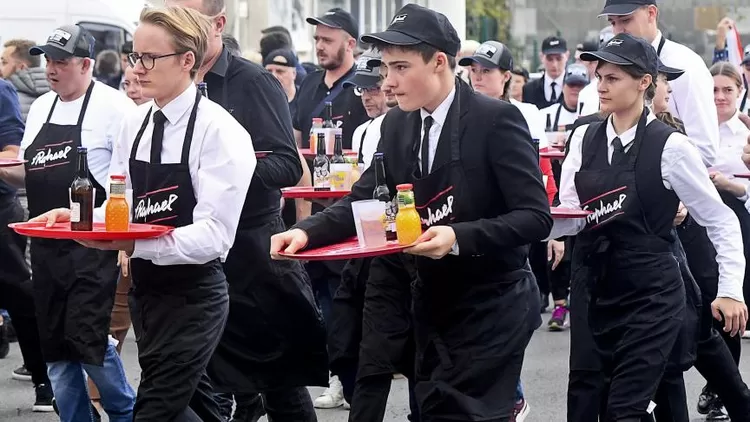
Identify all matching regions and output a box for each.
[2,325,749,421]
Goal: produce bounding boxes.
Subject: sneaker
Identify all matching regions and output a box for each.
[706,402,730,421]
[12,365,32,381]
[33,384,54,412]
[511,399,530,422]
[697,386,717,415]
[0,323,9,359]
[313,375,345,409]
[548,304,569,331]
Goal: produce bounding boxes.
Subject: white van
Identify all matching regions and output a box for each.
[1,0,151,58]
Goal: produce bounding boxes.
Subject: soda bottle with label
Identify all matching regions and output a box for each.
[309,118,323,154]
[105,175,130,232]
[373,153,397,241]
[395,184,421,245]
[70,147,94,231]
[313,132,330,189]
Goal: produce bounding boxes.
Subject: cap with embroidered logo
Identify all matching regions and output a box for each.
[30,24,95,61]
[359,4,460,57]
[306,8,359,40]
[579,33,657,77]
[564,63,590,85]
[458,41,514,71]
[542,36,568,55]
[343,50,382,89]
[599,0,657,17]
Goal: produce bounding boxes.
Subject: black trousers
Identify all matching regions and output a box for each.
[0,195,47,386]
[224,389,316,422]
[529,242,549,303]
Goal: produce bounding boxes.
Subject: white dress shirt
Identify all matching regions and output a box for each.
[544,73,564,103]
[715,111,750,192]
[540,102,579,131]
[95,84,256,266]
[510,99,547,146]
[19,81,135,188]
[551,113,745,302]
[351,114,385,171]
[578,82,599,117]
[418,87,456,174]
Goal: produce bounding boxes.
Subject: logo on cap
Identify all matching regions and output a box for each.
[325,11,336,15]
[607,39,623,47]
[549,40,560,46]
[356,57,373,71]
[392,14,407,24]
[48,29,72,47]
[272,55,289,65]
[476,44,498,58]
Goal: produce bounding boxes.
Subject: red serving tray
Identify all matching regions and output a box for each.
[9,222,173,240]
[0,158,27,167]
[281,186,350,199]
[299,149,358,159]
[279,237,409,261]
[540,151,565,159]
[551,207,592,219]
[734,173,750,179]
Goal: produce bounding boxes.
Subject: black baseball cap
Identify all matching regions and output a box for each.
[579,40,599,53]
[657,58,683,81]
[564,63,590,85]
[344,51,382,89]
[261,25,291,36]
[263,49,298,68]
[360,4,461,57]
[30,25,95,60]
[306,8,359,40]
[458,41,514,71]
[599,0,657,17]
[542,36,568,55]
[580,33,657,76]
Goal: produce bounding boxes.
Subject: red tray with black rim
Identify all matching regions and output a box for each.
[540,150,566,159]
[278,237,409,261]
[299,149,358,159]
[0,158,27,167]
[551,207,592,219]
[281,187,350,199]
[8,222,173,240]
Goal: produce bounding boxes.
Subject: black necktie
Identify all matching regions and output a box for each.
[550,81,557,103]
[611,137,626,166]
[421,116,434,176]
[151,110,167,164]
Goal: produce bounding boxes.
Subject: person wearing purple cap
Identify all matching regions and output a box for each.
[272,3,552,421]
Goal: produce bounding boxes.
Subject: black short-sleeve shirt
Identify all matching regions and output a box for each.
[293,66,369,149]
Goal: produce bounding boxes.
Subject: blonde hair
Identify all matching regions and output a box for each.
[139,6,211,78]
[710,61,743,90]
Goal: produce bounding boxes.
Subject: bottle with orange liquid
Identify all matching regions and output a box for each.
[105,175,130,232]
[395,184,422,245]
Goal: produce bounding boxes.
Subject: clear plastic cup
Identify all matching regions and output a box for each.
[351,199,386,248]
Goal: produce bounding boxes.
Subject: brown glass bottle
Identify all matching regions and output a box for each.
[70,147,94,231]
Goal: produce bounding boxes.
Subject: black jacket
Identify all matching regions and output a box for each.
[522,76,562,110]
[296,79,552,274]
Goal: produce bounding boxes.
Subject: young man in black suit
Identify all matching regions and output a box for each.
[271,4,552,419]
[522,35,569,109]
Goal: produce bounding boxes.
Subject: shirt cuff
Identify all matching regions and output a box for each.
[449,240,459,256]
[739,187,749,203]
[130,238,159,261]
[716,280,746,303]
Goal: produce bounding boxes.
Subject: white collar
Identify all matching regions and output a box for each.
[650,31,665,53]
[420,86,456,127]
[544,72,564,88]
[152,83,197,125]
[606,111,656,148]
[721,110,747,136]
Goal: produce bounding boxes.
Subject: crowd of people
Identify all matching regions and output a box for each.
[1,0,750,421]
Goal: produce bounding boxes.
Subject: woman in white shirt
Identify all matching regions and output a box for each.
[31,6,256,421]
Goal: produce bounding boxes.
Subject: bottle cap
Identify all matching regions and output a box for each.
[77,146,87,153]
[110,174,126,181]
[396,183,413,191]
[312,117,323,122]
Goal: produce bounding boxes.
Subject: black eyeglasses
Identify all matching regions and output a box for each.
[127,52,184,70]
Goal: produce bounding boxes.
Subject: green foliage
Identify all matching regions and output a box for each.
[466,0,511,43]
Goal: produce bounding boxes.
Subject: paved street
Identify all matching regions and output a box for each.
[2,326,749,421]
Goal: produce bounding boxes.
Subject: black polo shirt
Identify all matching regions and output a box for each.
[293,66,369,149]
[204,46,302,228]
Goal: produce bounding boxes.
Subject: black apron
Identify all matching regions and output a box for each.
[24,81,118,365]
[572,112,686,421]
[206,75,328,393]
[409,83,540,420]
[128,91,228,422]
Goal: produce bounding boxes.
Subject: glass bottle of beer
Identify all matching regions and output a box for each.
[323,102,336,154]
[313,132,330,189]
[373,153,397,241]
[331,133,345,164]
[70,147,94,231]
[545,113,552,132]
[198,82,209,98]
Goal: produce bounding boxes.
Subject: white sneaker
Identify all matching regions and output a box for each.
[314,375,345,409]
[743,330,750,339]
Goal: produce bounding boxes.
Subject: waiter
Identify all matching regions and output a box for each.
[271,4,551,420]
[553,33,746,421]
[32,7,256,421]
[0,24,136,422]
[167,1,327,420]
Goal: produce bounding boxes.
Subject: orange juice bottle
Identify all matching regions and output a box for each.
[105,175,129,232]
[395,184,422,245]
